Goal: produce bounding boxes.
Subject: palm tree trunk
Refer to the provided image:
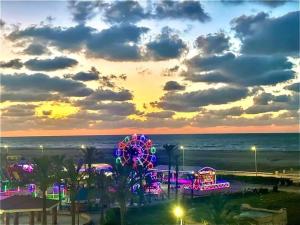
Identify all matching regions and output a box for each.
[139,170,143,206]
[58,183,62,209]
[100,205,105,225]
[42,189,47,225]
[175,156,179,201]
[120,201,125,225]
[87,163,92,207]
[167,155,171,199]
[71,199,75,225]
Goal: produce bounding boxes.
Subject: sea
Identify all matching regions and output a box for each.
[1,133,299,152]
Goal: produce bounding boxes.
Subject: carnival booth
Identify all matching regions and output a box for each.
[183,167,230,191]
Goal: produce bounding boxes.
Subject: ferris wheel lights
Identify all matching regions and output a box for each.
[116,157,122,164]
[150,146,156,154]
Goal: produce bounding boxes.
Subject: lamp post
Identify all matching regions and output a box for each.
[39,145,44,154]
[180,145,184,171]
[251,146,257,176]
[4,145,8,154]
[173,205,184,225]
[81,144,86,150]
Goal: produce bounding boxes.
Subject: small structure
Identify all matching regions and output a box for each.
[237,204,287,225]
[183,167,230,191]
[0,195,59,225]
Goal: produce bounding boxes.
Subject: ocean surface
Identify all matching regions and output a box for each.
[1,133,299,152]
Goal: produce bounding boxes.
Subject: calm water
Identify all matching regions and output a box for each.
[1,133,299,152]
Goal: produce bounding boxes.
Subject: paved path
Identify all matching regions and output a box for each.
[217,170,300,183]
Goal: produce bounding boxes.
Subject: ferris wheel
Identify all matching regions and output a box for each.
[114,134,157,170]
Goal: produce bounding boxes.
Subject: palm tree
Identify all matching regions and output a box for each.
[33,156,54,225]
[174,149,180,201]
[163,144,177,199]
[206,193,238,225]
[113,164,132,225]
[65,158,82,225]
[51,155,66,209]
[81,146,98,207]
[96,170,112,225]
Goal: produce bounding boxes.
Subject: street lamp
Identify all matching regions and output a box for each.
[173,205,184,225]
[39,145,44,154]
[251,146,257,176]
[81,144,86,149]
[180,145,184,171]
[4,145,8,154]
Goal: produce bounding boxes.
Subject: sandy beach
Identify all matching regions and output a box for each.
[2,148,299,172]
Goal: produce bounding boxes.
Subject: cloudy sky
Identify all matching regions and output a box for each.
[0,0,299,137]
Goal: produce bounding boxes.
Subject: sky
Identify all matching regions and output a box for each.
[0,0,299,137]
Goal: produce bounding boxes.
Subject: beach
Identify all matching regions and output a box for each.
[2,148,299,172]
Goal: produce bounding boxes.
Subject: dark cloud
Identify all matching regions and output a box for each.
[147,27,187,60]
[145,111,175,118]
[221,0,290,8]
[192,112,298,128]
[246,93,299,114]
[1,73,93,97]
[199,106,244,118]
[0,19,5,28]
[96,102,137,116]
[86,89,133,101]
[2,104,35,117]
[103,1,148,23]
[195,32,230,54]
[8,25,94,51]
[23,43,48,55]
[185,53,294,86]
[163,81,185,91]
[86,23,149,60]
[285,82,300,92]
[231,11,299,55]
[8,23,149,61]
[154,1,210,22]
[67,67,100,81]
[101,0,210,24]
[0,91,58,102]
[68,0,102,24]
[24,57,78,71]
[157,86,249,112]
[0,59,23,69]
[162,65,180,77]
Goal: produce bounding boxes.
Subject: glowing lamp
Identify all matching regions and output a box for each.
[251,146,256,151]
[173,206,184,218]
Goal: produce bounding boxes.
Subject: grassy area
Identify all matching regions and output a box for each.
[123,192,300,225]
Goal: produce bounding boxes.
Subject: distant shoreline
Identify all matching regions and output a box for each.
[2,148,299,172]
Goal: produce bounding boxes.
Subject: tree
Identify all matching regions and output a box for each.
[51,155,66,209]
[112,164,132,225]
[206,193,238,225]
[65,158,83,225]
[174,149,180,201]
[95,170,112,225]
[33,156,54,225]
[163,144,177,199]
[81,147,103,203]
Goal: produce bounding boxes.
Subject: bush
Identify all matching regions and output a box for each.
[104,208,120,225]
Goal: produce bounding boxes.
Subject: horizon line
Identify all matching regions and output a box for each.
[2,131,299,138]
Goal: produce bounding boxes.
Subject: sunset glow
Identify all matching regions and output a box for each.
[0,1,299,137]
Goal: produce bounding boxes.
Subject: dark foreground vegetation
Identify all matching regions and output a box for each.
[104,192,300,225]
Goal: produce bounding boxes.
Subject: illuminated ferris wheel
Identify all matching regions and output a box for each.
[114,134,157,170]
